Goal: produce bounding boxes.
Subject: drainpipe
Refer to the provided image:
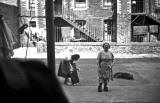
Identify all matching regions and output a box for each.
[45,0,55,74]
[17,0,21,14]
[148,0,151,14]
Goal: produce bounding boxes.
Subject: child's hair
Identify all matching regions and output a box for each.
[71,54,80,61]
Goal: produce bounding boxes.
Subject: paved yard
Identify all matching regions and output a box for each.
[55,58,160,103]
[12,47,160,103]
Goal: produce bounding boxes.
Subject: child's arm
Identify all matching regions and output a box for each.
[70,62,80,72]
[69,63,74,72]
[75,63,80,71]
[76,67,80,71]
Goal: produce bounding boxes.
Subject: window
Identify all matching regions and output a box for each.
[75,20,86,27]
[30,21,36,27]
[132,25,159,42]
[156,0,160,7]
[103,0,112,8]
[75,0,86,2]
[131,0,144,13]
[29,0,36,10]
[104,19,113,42]
[28,0,36,16]
[104,19,112,35]
[74,0,87,9]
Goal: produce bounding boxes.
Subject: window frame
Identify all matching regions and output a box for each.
[102,0,112,9]
[104,19,113,35]
[29,0,36,10]
[74,0,88,10]
[29,21,36,27]
[156,0,160,7]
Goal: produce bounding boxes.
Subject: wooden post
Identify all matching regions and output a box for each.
[45,0,55,74]
[17,0,21,46]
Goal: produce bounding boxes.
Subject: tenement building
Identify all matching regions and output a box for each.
[1,0,160,54]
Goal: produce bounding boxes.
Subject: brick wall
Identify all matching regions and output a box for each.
[117,0,131,43]
[37,42,160,54]
[67,0,114,39]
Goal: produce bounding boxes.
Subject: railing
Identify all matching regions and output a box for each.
[147,0,160,24]
[131,0,160,21]
[131,0,160,42]
[59,3,103,42]
[142,0,160,42]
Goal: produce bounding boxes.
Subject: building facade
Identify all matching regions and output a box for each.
[18,0,160,44]
[1,0,160,54]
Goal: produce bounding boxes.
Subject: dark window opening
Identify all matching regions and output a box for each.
[104,19,112,35]
[75,20,86,27]
[75,0,86,2]
[103,0,112,7]
[104,19,114,42]
[74,20,86,39]
[131,0,144,13]
[30,21,36,27]
[75,0,86,8]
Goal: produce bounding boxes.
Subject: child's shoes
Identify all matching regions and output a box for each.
[103,86,108,91]
[72,82,80,86]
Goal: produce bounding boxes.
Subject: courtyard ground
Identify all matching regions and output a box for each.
[56,58,160,103]
[12,47,160,103]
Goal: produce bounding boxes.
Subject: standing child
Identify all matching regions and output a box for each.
[97,42,114,92]
[58,54,80,86]
[69,54,80,86]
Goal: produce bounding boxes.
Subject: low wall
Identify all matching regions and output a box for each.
[37,42,160,55]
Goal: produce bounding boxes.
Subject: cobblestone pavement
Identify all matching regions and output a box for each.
[56,58,160,103]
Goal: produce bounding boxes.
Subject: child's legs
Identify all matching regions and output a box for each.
[103,79,109,91]
[75,71,79,83]
[70,71,79,84]
[64,73,70,84]
[104,80,108,87]
[98,77,103,92]
[64,77,69,84]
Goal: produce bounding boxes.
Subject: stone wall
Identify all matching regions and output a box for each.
[37,42,160,54]
[117,0,131,43]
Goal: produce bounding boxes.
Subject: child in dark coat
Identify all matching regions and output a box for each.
[58,54,80,86]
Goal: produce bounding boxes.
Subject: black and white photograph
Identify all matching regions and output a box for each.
[0,0,160,103]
